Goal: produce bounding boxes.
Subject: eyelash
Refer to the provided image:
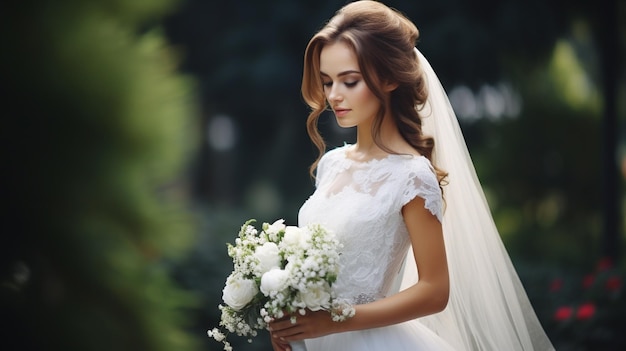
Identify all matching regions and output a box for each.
[322,81,359,88]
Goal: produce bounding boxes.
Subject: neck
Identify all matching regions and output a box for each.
[354,113,402,156]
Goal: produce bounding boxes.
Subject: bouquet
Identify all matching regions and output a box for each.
[207,219,354,351]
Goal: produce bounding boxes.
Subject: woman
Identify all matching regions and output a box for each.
[269,1,554,350]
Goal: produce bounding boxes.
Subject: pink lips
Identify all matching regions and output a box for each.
[334,108,350,117]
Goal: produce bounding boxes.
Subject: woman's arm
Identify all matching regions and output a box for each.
[268,196,449,344]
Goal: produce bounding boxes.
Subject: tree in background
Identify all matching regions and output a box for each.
[0,0,202,350]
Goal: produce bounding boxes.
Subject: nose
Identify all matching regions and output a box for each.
[327,84,343,103]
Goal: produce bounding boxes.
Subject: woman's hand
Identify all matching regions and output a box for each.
[268,310,336,345]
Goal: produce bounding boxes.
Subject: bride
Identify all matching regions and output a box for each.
[268,1,554,350]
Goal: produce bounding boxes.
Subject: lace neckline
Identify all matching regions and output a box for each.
[339,144,422,165]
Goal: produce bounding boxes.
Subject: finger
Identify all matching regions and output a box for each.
[269,319,299,332]
[272,326,305,342]
[271,335,292,351]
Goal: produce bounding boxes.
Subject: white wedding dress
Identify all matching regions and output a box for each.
[298,144,456,351]
[293,49,553,351]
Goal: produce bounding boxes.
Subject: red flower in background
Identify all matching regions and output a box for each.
[582,274,595,289]
[550,278,563,292]
[596,257,613,272]
[605,276,622,292]
[576,303,596,320]
[544,258,625,346]
[554,306,573,321]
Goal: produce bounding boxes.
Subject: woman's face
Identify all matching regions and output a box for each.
[319,41,381,129]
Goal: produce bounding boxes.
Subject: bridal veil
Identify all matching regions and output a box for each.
[395,49,555,351]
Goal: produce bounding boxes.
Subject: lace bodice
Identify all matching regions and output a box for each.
[298,145,443,305]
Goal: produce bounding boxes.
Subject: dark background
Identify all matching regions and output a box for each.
[1,0,624,350]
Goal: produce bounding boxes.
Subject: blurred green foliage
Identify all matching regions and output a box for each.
[469,37,604,265]
[1,0,202,350]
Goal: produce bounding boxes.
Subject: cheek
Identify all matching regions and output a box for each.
[354,88,379,110]
[353,84,376,102]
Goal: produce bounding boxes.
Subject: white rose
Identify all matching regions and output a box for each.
[260,268,290,296]
[282,226,304,247]
[254,242,281,274]
[265,219,286,235]
[222,276,257,311]
[299,285,331,311]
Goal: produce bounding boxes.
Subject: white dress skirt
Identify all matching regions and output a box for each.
[305,320,455,350]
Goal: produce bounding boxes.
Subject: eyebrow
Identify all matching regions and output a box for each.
[320,70,361,78]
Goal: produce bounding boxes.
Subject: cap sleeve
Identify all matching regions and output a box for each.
[400,157,443,222]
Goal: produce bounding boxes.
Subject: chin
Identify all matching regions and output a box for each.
[335,119,356,129]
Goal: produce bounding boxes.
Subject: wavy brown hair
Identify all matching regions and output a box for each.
[301,0,447,188]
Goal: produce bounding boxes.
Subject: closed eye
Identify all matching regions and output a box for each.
[321,79,359,90]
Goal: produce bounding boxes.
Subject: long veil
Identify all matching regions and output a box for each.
[396,49,555,351]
